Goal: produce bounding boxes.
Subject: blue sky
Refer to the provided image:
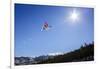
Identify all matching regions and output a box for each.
[15,4,94,57]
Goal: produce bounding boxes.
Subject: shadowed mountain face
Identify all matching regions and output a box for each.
[38,42,94,64]
[15,42,94,65]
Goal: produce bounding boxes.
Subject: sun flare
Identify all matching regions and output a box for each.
[70,9,79,22]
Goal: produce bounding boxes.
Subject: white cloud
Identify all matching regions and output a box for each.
[48,52,64,56]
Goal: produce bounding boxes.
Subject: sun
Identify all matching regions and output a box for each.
[70,9,79,22]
